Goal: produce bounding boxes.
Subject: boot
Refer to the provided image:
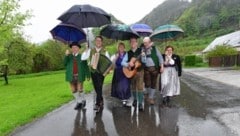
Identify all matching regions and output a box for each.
[148,88,155,105]
[132,91,137,107]
[138,92,144,111]
[138,103,144,111]
[162,97,167,105]
[74,103,82,110]
[143,88,150,100]
[79,92,86,108]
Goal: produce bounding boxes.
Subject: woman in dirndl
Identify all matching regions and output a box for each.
[161,45,182,105]
[111,42,131,106]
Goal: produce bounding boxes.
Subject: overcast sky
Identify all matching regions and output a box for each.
[20,0,166,43]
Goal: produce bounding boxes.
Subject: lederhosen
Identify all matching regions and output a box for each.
[143,46,159,89]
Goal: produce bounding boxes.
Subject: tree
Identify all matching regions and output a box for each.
[37,40,67,71]
[6,38,33,74]
[0,0,31,65]
[32,47,51,72]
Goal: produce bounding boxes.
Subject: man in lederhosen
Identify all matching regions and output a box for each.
[64,42,90,110]
[141,37,164,105]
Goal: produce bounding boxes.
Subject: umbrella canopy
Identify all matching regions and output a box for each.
[58,4,111,28]
[150,24,184,41]
[131,23,153,37]
[50,23,86,44]
[100,24,140,41]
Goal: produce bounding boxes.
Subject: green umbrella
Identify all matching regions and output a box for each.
[150,24,184,41]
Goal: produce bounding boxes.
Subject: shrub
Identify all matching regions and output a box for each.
[185,55,196,66]
[206,45,238,58]
[195,55,203,63]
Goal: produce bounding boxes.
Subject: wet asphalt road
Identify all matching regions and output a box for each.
[10,70,240,136]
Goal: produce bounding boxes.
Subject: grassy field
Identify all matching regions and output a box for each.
[0,71,113,136]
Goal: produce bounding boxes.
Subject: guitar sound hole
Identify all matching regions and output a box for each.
[130,66,135,71]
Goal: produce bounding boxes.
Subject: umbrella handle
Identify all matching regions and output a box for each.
[86,28,90,48]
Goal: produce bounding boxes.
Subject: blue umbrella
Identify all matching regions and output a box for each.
[131,23,153,37]
[50,23,86,44]
[150,24,184,41]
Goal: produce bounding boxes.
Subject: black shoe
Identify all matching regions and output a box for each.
[138,103,144,111]
[132,100,137,107]
[74,103,82,110]
[94,104,99,110]
[99,100,104,108]
[162,97,167,105]
[166,96,170,103]
[94,104,103,113]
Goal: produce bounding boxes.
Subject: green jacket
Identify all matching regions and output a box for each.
[64,54,90,82]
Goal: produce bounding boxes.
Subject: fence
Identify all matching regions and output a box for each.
[208,54,240,67]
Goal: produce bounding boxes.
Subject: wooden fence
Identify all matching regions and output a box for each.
[209,54,240,67]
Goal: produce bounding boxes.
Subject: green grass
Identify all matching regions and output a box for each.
[0,71,113,136]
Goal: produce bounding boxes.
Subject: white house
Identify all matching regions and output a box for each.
[202,30,240,53]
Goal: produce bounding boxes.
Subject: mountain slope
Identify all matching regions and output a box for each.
[138,0,240,37]
[176,0,240,37]
[138,0,190,29]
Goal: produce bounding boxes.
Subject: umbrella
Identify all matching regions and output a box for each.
[150,24,184,41]
[50,23,86,44]
[57,4,111,28]
[100,24,140,41]
[131,23,153,37]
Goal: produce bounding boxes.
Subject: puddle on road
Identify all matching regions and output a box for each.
[11,81,237,136]
[70,81,233,136]
[177,108,230,136]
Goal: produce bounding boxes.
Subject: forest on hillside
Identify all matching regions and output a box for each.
[139,0,240,37]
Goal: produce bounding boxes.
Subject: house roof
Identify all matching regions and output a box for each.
[202,30,240,53]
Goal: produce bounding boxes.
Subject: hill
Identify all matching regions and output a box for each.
[138,0,190,29]
[139,0,240,37]
[176,0,240,37]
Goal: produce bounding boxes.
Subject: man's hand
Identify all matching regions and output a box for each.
[65,49,70,55]
[160,67,164,73]
[128,62,135,67]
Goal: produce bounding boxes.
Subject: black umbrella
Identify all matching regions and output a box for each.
[100,24,140,41]
[58,4,111,28]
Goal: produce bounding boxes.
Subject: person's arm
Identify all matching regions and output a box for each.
[105,51,110,59]
[81,48,91,60]
[64,49,71,66]
[176,55,182,76]
[156,48,164,65]
[141,50,146,63]
[121,53,129,67]
[156,48,164,72]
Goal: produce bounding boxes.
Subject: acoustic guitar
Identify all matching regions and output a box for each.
[123,56,142,78]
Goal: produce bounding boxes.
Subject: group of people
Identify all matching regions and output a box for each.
[64,35,182,112]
